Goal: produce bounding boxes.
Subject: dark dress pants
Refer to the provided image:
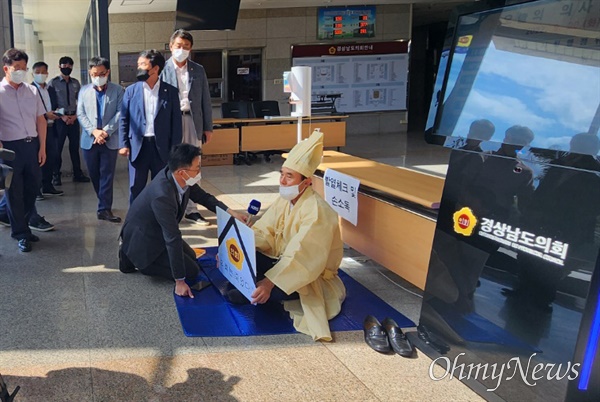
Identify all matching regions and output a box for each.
[0,138,41,240]
[41,123,58,190]
[55,118,83,176]
[256,252,300,302]
[128,137,167,204]
[82,144,118,213]
[138,240,200,281]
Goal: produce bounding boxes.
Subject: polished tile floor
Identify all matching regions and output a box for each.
[0,132,485,401]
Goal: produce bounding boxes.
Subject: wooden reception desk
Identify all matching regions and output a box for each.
[213,115,347,155]
[312,151,445,289]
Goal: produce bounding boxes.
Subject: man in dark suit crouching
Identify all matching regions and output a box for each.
[119,143,247,298]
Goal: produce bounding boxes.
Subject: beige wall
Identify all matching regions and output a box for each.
[0,0,12,78]
[109,5,412,135]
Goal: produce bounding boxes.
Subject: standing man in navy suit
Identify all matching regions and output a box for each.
[161,29,214,225]
[78,56,124,222]
[119,49,182,204]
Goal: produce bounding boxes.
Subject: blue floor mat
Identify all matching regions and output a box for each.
[174,247,415,337]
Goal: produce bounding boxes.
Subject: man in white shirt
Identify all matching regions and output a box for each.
[0,49,47,252]
[119,49,182,204]
[161,29,214,226]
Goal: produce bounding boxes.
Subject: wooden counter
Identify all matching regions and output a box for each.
[318,151,443,209]
[202,128,239,155]
[214,116,347,153]
[312,151,445,289]
[241,121,345,151]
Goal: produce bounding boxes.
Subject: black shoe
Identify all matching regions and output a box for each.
[52,173,62,186]
[226,288,250,304]
[29,216,55,232]
[184,212,210,226]
[97,210,122,223]
[18,238,31,252]
[73,174,90,183]
[41,186,64,196]
[118,248,136,273]
[28,234,40,242]
[363,315,391,354]
[382,317,415,357]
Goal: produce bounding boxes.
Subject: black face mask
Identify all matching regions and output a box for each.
[136,68,150,82]
[60,67,72,76]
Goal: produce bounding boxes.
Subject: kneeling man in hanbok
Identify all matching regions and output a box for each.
[230,131,346,341]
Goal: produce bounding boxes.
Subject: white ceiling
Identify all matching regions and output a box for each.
[109,0,423,14]
[18,0,458,47]
[19,0,91,47]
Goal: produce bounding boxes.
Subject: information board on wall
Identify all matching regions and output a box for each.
[292,41,409,113]
[317,6,376,40]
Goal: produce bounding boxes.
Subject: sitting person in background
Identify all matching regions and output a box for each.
[230,131,346,341]
[119,143,246,298]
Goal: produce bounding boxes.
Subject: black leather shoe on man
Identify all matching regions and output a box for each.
[97,210,122,223]
[18,238,31,252]
[29,216,55,232]
[41,186,64,196]
[73,174,91,183]
[382,317,415,357]
[363,315,391,353]
[184,212,210,226]
[118,247,136,273]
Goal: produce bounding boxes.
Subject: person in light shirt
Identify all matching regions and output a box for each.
[161,29,214,226]
[0,48,47,252]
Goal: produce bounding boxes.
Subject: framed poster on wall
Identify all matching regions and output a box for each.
[292,41,409,113]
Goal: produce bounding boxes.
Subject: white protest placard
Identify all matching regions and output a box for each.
[323,168,360,226]
[217,207,257,302]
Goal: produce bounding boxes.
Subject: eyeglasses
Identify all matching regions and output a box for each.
[182,167,201,174]
[10,67,28,72]
[90,72,109,78]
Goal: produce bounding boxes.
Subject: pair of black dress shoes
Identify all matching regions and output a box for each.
[363,315,415,357]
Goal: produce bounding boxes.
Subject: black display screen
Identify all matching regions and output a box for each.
[425,0,600,160]
[175,0,241,31]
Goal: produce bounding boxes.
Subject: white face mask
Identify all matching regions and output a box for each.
[33,73,48,84]
[91,75,108,87]
[172,48,190,63]
[279,180,306,201]
[10,69,26,85]
[183,170,201,187]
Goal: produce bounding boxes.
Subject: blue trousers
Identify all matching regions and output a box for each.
[82,144,118,212]
[0,138,41,239]
[128,138,166,204]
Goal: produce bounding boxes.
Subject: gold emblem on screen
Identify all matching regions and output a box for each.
[453,207,477,236]
[226,238,244,270]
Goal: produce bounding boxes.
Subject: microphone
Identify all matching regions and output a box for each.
[246,199,261,225]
